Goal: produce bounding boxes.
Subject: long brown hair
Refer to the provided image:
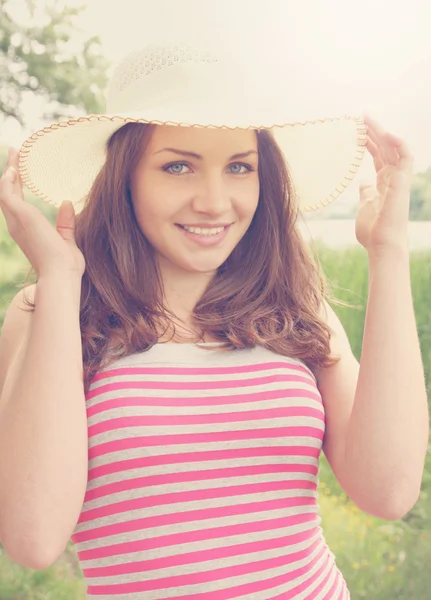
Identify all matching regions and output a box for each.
[22,122,343,394]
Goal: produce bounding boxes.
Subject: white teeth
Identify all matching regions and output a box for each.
[182,226,225,236]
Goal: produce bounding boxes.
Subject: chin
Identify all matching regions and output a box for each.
[176,256,228,274]
[166,244,237,273]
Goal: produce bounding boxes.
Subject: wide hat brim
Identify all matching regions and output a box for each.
[19,111,366,214]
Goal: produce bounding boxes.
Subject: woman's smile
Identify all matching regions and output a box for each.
[174,223,232,246]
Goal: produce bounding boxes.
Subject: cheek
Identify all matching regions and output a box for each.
[236,181,260,216]
[132,182,172,223]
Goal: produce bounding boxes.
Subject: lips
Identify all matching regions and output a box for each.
[177,223,232,228]
[175,223,231,246]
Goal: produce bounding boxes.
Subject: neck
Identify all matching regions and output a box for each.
[156,260,217,340]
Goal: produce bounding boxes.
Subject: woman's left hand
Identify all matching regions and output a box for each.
[355,114,414,255]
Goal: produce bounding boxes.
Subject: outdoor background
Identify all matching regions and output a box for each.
[0,0,430,598]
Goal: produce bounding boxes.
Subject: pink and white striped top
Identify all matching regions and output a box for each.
[71,342,350,599]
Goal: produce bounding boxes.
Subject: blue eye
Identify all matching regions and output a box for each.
[163,162,189,175]
[162,161,254,176]
[229,163,252,175]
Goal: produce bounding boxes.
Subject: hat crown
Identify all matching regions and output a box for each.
[106,42,222,114]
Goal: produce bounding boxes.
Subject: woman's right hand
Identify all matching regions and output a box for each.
[0,147,86,279]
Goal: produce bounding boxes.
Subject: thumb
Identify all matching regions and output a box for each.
[56,201,77,242]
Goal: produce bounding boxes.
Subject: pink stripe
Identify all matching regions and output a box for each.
[84,462,318,503]
[303,559,334,599]
[86,387,323,417]
[89,406,324,436]
[86,374,313,399]
[92,360,314,381]
[79,479,317,524]
[271,551,330,600]
[84,527,318,577]
[86,537,323,595]
[339,580,350,599]
[74,500,318,547]
[89,426,323,459]
[88,445,320,481]
[322,570,341,599]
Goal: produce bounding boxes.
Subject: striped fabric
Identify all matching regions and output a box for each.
[71,342,350,599]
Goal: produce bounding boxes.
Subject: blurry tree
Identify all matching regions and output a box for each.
[410,167,431,221]
[0,0,110,125]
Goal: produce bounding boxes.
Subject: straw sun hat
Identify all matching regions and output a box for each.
[18,41,367,214]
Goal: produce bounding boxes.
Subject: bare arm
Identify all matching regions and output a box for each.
[0,275,88,570]
[316,249,429,520]
[343,249,429,514]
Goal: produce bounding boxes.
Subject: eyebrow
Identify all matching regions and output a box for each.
[153,148,258,161]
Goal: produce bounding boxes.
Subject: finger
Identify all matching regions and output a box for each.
[56,201,77,242]
[4,147,18,173]
[363,113,386,134]
[373,132,398,167]
[363,114,399,166]
[365,136,385,172]
[1,148,24,202]
[363,113,390,144]
[383,131,414,174]
[0,170,17,219]
[359,183,378,203]
[8,146,19,165]
[56,201,75,229]
[2,148,11,177]
[8,147,23,184]
[0,166,26,218]
[0,167,18,204]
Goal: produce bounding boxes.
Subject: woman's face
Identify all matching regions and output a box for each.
[130,125,260,275]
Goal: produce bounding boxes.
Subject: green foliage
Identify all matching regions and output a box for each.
[410,167,431,221]
[0,544,86,599]
[0,0,110,125]
[318,486,431,599]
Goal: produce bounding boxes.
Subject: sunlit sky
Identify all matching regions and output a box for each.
[2,0,431,175]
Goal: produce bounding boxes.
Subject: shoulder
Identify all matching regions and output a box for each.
[313,298,361,416]
[317,299,354,361]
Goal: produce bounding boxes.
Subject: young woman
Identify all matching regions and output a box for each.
[0,42,428,600]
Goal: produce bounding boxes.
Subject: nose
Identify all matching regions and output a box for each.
[191,172,232,215]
